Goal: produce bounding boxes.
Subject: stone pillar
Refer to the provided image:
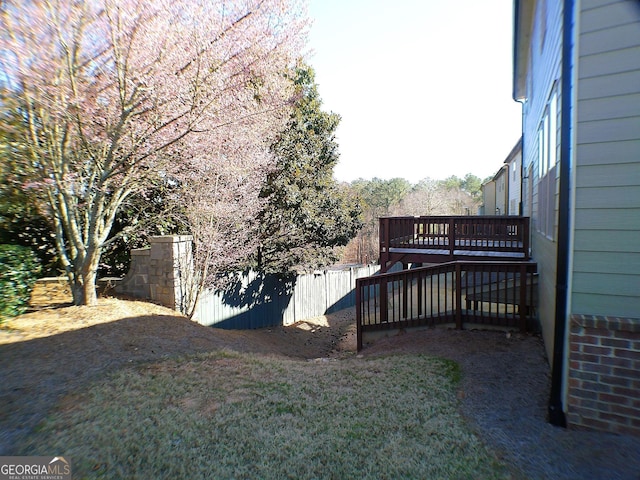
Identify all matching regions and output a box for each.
[115,248,151,299]
[148,235,194,313]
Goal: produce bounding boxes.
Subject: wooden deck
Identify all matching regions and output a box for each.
[356,260,538,350]
[379,216,530,271]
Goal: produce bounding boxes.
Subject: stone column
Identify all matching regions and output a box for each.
[148,235,194,313]
[115,248,151,299]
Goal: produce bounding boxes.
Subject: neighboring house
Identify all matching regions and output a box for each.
[480,176,497,215]
[494,165,508,215]
[505,138,523,215]
[513,0,640,434]
[480,162,511,216]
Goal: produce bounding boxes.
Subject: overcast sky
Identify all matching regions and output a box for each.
[307,0,522,183]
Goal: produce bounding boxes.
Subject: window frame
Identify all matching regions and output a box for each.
[536,83,559,239]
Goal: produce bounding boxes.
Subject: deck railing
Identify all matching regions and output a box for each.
[355,260,537,350]
[379,216,530,269]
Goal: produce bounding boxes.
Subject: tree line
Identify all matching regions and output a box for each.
[338,174,483,265]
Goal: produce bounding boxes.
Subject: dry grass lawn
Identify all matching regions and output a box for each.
[0,293,512,479]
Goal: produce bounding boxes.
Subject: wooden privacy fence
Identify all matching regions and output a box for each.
[193,265,380,329]
[356,261,538,350]
[379,216,530,269]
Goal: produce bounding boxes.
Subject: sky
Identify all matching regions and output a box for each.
[307,0,523,183]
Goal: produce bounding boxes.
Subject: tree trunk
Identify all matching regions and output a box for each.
[69,250,100,306]
[81,270,98,306]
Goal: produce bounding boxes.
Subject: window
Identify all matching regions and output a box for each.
[548,90,557,169]
[536,84,559,238]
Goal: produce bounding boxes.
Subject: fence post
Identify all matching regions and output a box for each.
[519,263,527,332]
[356,278,363,351]
[455,263,462,329]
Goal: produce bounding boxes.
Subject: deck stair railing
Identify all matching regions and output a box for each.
[356,260,537,350]
[379,216,530,269]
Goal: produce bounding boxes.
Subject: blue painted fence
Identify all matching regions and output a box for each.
[193,265,380,329]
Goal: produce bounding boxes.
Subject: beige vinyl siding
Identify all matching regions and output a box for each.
[495,171,507,215]
[571,0,640,319]
[483,181,496,215]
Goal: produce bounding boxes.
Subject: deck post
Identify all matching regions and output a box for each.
[380,277,388,324]
[519,263,527,332]
[402,265,409,319]
[417,276,423,316]
[455,263,462,329]
[448,217,455,257]
[379,218,390,272]
[523,217,530,259]
[356,279,363,351]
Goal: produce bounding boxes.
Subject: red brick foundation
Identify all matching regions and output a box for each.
[568,314,640,436]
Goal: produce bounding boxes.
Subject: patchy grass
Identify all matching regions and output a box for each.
[23,352,509,479]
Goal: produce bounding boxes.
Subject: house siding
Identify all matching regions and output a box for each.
[532,232,558,353]
[482,180,496,216]
[520,0,563,361]
[571,0,640,318]
[566,0,640,435]
[495,169,508,215]
[505,140,522,216]
[515,0,640,435]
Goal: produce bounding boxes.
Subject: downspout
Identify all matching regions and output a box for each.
[513,0,526,218]
[516,109,525,217]
[548,0,574,428]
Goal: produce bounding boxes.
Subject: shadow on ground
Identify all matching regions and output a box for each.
[0,307,356,455]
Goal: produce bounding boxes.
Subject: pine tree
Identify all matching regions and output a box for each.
[257,63,362,272]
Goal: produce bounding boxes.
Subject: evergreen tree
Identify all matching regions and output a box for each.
[257,64,362,272]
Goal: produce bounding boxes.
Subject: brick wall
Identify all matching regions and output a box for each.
[568,314,640,436]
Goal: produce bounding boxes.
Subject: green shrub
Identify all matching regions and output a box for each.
[0,244,42,321]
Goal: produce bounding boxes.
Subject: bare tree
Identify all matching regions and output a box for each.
[0,0,308,305]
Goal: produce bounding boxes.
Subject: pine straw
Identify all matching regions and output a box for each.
[0,298,180,344]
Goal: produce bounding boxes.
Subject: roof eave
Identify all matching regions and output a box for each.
[513,0,536,101]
